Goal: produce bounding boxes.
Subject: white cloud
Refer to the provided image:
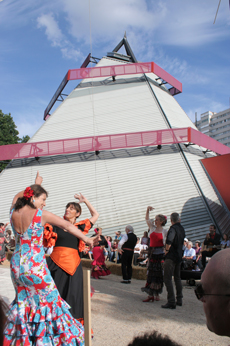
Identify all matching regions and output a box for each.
[62,0,229,48]
[37,12,82,61]
[37,14,64,47]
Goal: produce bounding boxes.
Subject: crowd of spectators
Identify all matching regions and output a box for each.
[1,218,229,271]
[81,230,150,267]
[0,222,15,265]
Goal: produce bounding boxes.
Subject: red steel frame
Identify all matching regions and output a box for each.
[0,128,230,162]
[44,61,182,120]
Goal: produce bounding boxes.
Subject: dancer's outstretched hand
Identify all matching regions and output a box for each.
[87,235,99,248]
[35,171,43,185]
[147,206,154,211]
[74,193,85,203]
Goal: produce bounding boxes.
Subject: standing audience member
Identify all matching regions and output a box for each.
[142,207,167,302]
[118,225,137,284]
[162,212,185,309]
[195,248,230,338]
[201,225,221,269]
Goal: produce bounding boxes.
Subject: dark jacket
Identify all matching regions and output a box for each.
[165,222,185,263]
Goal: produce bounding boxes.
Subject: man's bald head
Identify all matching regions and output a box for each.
[201,249,230,337]
[203,249,230,290]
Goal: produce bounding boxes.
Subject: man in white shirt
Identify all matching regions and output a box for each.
[182,241,196,270]
[118,225,137,284]
[183,241,196,260]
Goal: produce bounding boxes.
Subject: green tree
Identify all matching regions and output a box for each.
[20,135,30,143]
[0,110,20,145]
[0,110,30,172]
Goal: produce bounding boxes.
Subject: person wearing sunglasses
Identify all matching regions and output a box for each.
[195,248,230,337]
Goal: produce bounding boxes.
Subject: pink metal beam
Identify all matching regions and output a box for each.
[44,61,182,119]
[188,128,230,155]
[0,128,230,162]
[68,61,182,92]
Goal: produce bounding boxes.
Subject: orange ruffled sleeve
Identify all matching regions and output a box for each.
[74,219,92,253]
[43,223,58,248]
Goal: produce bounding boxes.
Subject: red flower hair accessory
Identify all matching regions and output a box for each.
[23,187,34,200]
[94,228,99,234]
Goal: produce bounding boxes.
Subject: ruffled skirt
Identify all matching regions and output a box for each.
[4,297,84,346]
[141,253,164,296]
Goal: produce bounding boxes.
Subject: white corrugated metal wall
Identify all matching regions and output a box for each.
[1,57,229,243]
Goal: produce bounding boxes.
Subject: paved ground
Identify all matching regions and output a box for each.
[1,261,229,346]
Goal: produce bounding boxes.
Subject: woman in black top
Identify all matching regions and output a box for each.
[46,193,99,323]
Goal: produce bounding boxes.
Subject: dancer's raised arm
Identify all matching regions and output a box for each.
[74,193,99,225]
[145,206,154,228]
[10,171,43,211]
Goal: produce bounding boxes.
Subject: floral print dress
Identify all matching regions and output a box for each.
[4,209,85,346]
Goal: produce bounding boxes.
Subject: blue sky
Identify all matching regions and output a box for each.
[0,0,230,138]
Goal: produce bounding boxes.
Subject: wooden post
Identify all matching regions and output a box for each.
[83,269,91,346]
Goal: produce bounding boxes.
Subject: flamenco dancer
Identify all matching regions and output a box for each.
[4,171,98,345]
[46,192,99,323]
[141,206,167,302]
[91,228,111,279]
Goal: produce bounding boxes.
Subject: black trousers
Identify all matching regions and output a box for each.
[121,250,134,280]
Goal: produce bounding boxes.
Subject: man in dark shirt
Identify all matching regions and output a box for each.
[201,224,221,269]
[162,212,185,309]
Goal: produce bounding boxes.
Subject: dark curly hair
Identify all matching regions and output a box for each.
[127,331,182,346]
[14,184,48,211]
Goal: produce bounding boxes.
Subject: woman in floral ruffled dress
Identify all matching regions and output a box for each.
[4,172,98,346]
